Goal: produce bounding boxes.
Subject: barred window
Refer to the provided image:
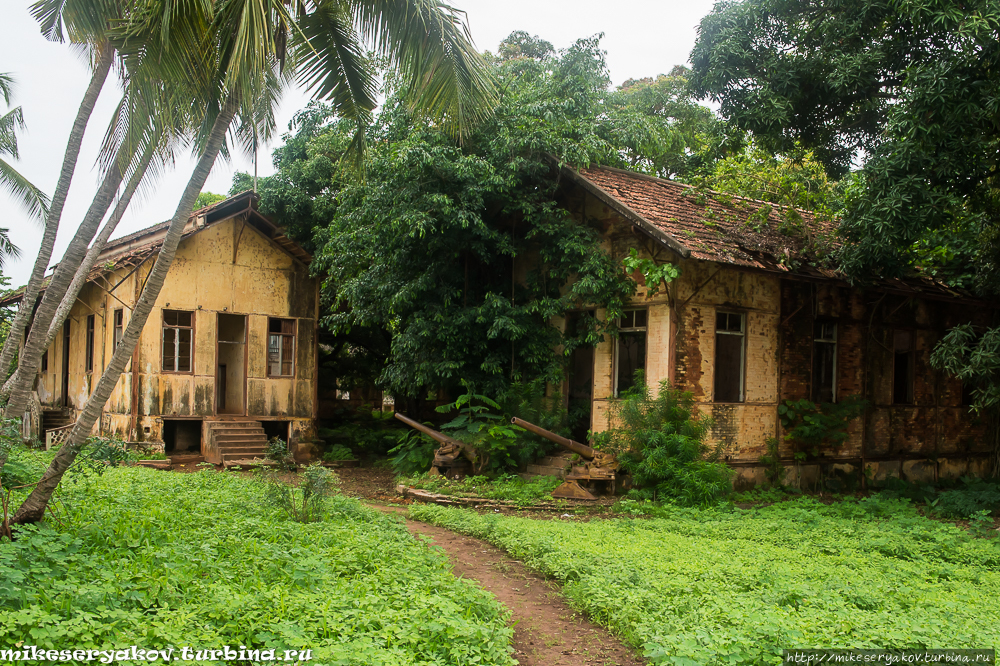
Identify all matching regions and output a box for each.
[268,318,296,377]
[162,310,193,373]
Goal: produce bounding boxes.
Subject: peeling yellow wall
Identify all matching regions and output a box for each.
[36,216,318,443]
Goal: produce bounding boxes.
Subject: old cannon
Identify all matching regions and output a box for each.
[511,417,619,500]
[394,413,476,478]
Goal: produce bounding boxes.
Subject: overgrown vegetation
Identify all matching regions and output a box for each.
[389,379,568,477]
[256,462,339,523]
[400,473,563,506]
[778,396,867,457]
[593,375,732,505]
[0,461,515,664]
[411,499,1000,665]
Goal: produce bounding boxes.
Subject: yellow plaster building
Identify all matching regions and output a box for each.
[9,192,319,463]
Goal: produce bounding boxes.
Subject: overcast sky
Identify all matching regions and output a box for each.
[0,0,719,287]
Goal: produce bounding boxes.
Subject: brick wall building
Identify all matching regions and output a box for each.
[553,164,995,489]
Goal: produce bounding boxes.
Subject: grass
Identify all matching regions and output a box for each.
[410,496,1000,665]
[399,473,563,505]
[0,463,515,665]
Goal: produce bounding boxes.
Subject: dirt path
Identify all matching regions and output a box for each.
[379,506,646,666]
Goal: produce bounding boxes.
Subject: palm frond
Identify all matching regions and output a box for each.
[355,0,497,138]
[0,157,51,223]
[0,73,15,105]
[0,228,20,270]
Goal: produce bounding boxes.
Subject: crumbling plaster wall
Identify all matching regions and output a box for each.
[36,217,319,443]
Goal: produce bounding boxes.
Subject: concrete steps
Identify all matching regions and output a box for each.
[206,420,268,463]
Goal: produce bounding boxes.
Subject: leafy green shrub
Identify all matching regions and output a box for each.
[434,383,524,474]
[411,499,1000,664]
[778,396,866,456]
[0,461,514,664]
[932,479,1000,520]
[258,463,339,523]
[264,436,295,470]
[388,429,437,476]
[593,374,732,505]
[322,443,355,462]
[319,405,404,456]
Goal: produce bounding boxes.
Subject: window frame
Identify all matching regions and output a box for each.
[267,317,297,378]
[113,308,124,350]
[811,320,838,404]
[713,310,746,403]
[85,314,95,373]
[613,308,648,397]
[161,309,195,374]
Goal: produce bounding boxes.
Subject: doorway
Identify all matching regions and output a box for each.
[565,310,595,442]
[216,314,247,415]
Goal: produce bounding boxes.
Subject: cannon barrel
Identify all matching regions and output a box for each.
[511,417,596,459]
[394,413,466,448]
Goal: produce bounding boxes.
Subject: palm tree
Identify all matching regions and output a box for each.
[0,72,50,269]
[8,0,496,525]
[0,34,116,384]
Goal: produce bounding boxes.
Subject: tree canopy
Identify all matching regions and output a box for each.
[239,34,720,399]
[690,0,1000,290]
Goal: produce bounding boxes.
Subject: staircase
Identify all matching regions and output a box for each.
[522,451,575,480]
[206,420,268,464]
[41,408,74,438]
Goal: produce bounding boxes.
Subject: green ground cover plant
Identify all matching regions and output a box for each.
[410,497,1000,665]
[400,473,563,506]
[0,464,514,666]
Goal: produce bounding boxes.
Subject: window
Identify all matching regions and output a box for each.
[41,350,48,372]
[614,309,647,396]
[162,310,193,372]
[113,309,124,349]
[85,314,95,373]
[268,318,296,377]
[714,311,745,403]
[892,329,914,404]
[812,321,837,403]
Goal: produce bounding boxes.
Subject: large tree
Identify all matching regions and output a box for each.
[240,34,710,400]
[689,0,1000,285]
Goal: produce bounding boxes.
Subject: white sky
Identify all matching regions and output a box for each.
[0,0,718,287]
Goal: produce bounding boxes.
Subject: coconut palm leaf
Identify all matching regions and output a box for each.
[0,158,50,222]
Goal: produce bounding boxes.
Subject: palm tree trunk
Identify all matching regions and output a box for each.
[0,141,156,402]
[3,140,129,418]
[9,95,238,527]
[0,45,114,385]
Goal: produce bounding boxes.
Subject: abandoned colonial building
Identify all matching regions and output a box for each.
[6,192,319,463]
[555,164,995,488]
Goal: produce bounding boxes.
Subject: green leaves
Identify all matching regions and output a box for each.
[413,498,1000,664]
[621,248,680,298]
[0,464,515,664]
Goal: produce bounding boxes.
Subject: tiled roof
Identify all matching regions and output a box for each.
[571,165,837,272]
[0,191,311,306]
[566,164,978,301]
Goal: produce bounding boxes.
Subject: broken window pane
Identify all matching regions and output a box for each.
[812,321,837,403]
[715,311,745,402]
